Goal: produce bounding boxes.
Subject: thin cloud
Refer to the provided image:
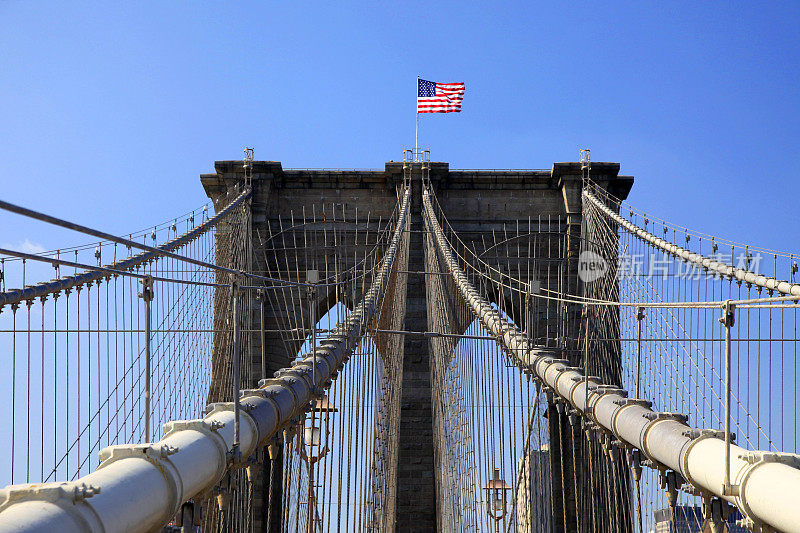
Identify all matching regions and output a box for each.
[2,239,47,255]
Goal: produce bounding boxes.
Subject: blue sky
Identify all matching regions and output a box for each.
[0,1,799,515]
[1,1,799,255]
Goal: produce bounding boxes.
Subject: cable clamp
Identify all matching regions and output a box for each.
[682,428,734,441]
[681,483,700,496]
[205,402,232,416]
[98,443,179,465]
[97,443,183,515]
[592,386,628,398]
[0,481,102,514]
[610,439,630,450]
[642,411,688,424]
[226,444,244,469]
[138,275,155,302]
[729,452,795,532]
[641,458,661,470]
[240,389,267,399]
[738,451,800,469]
[614,398,653,408]
[719,300,736,327]
[736,516,778,533]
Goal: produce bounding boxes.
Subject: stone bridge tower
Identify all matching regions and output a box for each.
[202,157,633,532]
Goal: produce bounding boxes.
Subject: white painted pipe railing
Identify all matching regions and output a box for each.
[0,187,410,533]
[584,189,800,298]
[423,188,800,533]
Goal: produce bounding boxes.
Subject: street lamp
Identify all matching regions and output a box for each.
[300,396,338,460]
[303,425,322,447]
[483,467,511,532]
[298,396,337,533]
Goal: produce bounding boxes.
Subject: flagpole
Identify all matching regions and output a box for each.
[415,76,419,156]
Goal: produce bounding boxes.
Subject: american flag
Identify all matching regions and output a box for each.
[417,79,465,113]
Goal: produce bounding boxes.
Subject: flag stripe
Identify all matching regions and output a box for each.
[417,79,465,114]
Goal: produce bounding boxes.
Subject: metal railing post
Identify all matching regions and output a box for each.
[307,270,319,385]
[232,280,241,458]
[720,300,736,495]
[259,289,267,381]
[138,276,154,441]
[305,269,319,533]
[526,280,539,367]
[636,306,644,398]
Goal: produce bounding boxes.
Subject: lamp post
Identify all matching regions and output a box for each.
[483,467,511,533]
[298,396,337,533]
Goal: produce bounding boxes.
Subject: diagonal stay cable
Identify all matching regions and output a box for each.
[0,188,251,307]
[0,184,414,533]
[0,195,251,277]
[423,183,800,533]
[0,247,227,289]
[0,189,305,287]
[583,188,800,297]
